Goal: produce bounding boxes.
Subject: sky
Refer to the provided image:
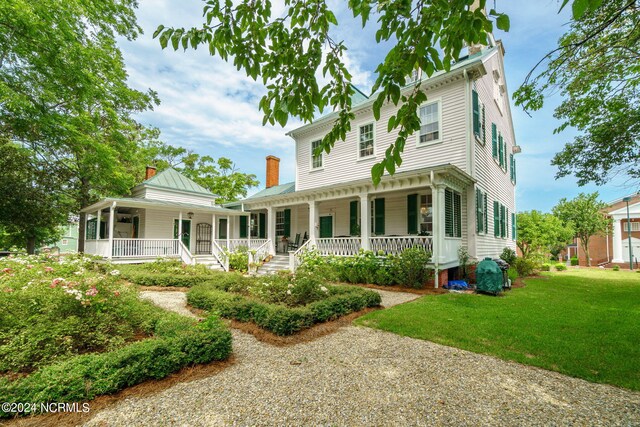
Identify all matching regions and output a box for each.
[117,0,636,212]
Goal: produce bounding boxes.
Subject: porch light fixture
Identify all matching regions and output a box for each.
[622,197,633,270]
[187,212,194,219]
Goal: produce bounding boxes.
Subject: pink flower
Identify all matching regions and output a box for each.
[85,286,98,297]
[2,268,12,274]
[26,265,34,269]
[44,266,54,273]
[113,290,120,297]
[50,283,56,288]
[51,278,65,286]
[3,288,13,293]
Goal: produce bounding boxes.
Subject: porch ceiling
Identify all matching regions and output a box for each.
[243,163,475,208]
[80,197,249,216]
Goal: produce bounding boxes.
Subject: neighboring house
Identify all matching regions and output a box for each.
[562,194,640,267]
[236,40,519,285]
[41,223,79,253]
[81,167,253,270]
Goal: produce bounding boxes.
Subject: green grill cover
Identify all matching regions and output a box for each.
[476,257,503,295]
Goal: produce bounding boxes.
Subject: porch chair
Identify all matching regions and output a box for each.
[301,232,308,245]
[287,233,301,251]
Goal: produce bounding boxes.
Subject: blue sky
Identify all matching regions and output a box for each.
[117,0,635,212]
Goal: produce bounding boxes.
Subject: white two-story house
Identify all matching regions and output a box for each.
[238,42,519,285]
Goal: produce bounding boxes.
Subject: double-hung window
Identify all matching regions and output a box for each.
[311,139,323,169]
[445,189,461,238]
[275,211,285,237]
[359,123,374,158]
[418,100,441,144]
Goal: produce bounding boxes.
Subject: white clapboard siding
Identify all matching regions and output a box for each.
[295,79,468,191]
[142,188,216,207]
[472,51,517,258]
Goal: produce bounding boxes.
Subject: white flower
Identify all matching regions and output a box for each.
[110,270,120,276]
[286,290,292,295]
[320,286,328,293]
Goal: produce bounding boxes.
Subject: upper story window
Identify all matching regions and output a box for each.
[311,139,323,169]
[417,99,442,145]
[493,69,505,114]
[359,123,374,158]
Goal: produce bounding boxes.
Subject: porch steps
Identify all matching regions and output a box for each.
[257,255,290,275]
[194,256,225,271]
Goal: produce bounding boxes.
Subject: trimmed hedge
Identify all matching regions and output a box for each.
[120,271,217,287]
[188,284,382,336]
[0,312,232,417]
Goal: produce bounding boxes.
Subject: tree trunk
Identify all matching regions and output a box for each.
[78,211,86,253]
[26,236,36,255]
[581,236,591,267]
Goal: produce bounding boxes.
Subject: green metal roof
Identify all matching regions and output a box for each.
[243,182,296,201]
[143,168,215,197]
[81,197,247,215]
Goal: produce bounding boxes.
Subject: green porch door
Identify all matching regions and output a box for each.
[173,219,191,248]
[319,216,333,238]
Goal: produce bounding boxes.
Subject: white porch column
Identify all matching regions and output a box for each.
[107,202,116,259]
[308,200,319,245]
[267,206,276,255]
[211,214,216,255]
[178,211,183,239]
[612,217,624,263]
[246,214,251,247]
[431,184,446,288]
[226,215,230,248]
[360,194,370,251]
[95,210,101,240]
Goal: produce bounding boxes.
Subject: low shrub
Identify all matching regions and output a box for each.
[119,272,216,287]
[555,263,567,271]
[507,268,518,282]
[570,257,579,266]
[613,265,620,271]
[500,247,517,266]
[0,314,231,416]
[228,246,249,273]
[540,263,551,271]
[395,247,432,288]
[514,257,538,277]
[188,282,381,336]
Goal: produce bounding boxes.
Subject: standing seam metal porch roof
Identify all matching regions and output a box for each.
[141,168,215,197]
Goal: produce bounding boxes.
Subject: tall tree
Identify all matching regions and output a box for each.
[0,0,159,251]
[141,141,259,203]
[552,193,611,267]
[0,141,72,253]
[516,210,574,261]
[514,0,640,187]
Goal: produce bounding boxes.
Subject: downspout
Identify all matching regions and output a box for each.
[429,170,439,288]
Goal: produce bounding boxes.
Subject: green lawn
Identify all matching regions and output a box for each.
[356,268,640,390]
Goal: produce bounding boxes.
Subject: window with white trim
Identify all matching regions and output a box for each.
[311,139,323,169]
[418,101,441,144]
[359,123,374,158]
[276,211,285,237]
[445,189,461,238]
[419,194,433,235]
[61,239,69,245]
[626,222,640,232]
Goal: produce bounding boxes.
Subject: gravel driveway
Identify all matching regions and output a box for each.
[85,291,640,426]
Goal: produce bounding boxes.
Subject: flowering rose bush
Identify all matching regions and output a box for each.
[0,254,157,373]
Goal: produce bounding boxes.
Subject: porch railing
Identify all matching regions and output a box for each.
[211,239,229,271]
[314,237,361,256]
[178,241,195,265]
[110,239,179,258]
[215,239,250,252]
[290,239,312,272]
[249,239,271,271]
[370,236,433,256]
[248,239,268,251]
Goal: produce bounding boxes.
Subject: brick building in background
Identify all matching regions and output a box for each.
[563,194,640,268]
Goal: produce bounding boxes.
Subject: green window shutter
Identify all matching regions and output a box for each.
[374,198,385,235]
[472,90,480,136]
[505,208,509,239]
[475,189,482,233]
[512,212,516,241]
[481,104,486,144]
[509,154,514,181]
[483,193,488,233]
[491,124,498,158]
[454,192,461,238]
[407,194,418,234]
[513,157,517,184]
[350,200,359,236]
[259,213,266,239]
[498,134,504,167]
[283,208,291,237]
[445,189,453,237]
[493,200,500,237]
[239,216,247,238]
[500,205,506,238]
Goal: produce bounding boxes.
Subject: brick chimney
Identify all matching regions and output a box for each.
[145,166,157,180]
[266,156,280,188]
